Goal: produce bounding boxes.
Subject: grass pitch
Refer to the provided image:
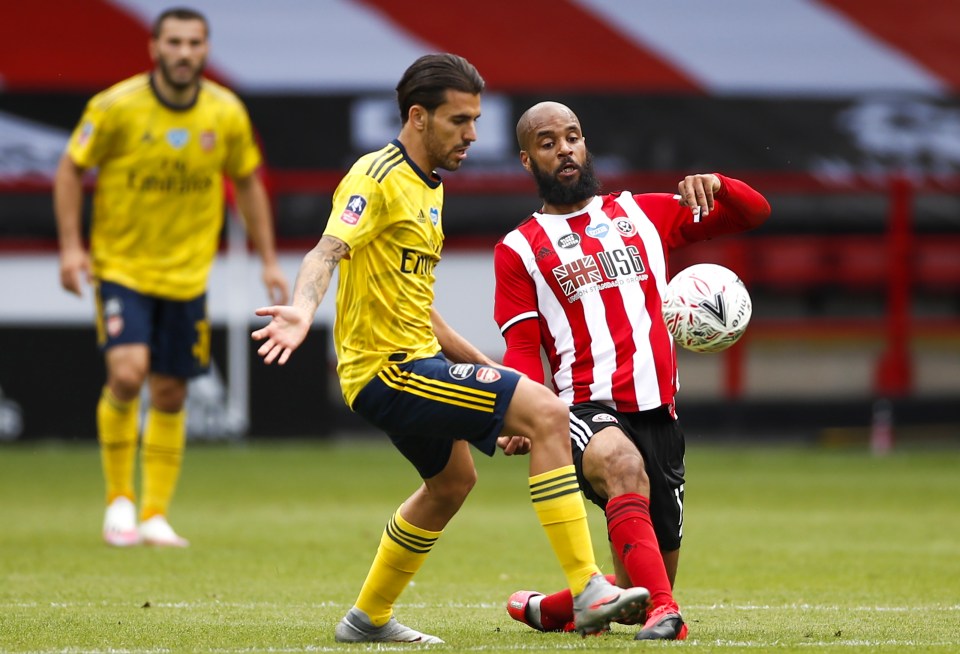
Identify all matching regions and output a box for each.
[1,437,958,653]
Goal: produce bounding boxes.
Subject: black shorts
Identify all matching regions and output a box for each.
[569,402,686,551]
[94,280,209,379]
[351,354,520,479]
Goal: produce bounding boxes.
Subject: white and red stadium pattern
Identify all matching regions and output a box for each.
[1,0,957,95]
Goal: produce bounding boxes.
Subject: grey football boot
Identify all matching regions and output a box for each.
[335,607,444,644]
[571,574,650,636]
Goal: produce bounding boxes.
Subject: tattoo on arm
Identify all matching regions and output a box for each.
[322,236,349,271]
[292,235,349,311]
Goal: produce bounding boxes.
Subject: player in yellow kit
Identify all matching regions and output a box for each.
[54,7,288,547]
[252,53,649,644]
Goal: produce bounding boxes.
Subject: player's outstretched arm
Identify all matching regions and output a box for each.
[672,173,771,244]
[251,234,348,365]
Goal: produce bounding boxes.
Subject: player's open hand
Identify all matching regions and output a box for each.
[677,173,721,217]
[497,435,532,456]
[251,305,312,365]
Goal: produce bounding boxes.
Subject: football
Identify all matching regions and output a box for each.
[661,263,752,353]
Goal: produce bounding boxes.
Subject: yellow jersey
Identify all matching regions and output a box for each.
[67,73,262,300]
[323,140,445,406]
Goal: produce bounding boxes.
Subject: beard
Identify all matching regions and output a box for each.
[424,116,468,172]
[157,56,205,91]
[529,152,602,206]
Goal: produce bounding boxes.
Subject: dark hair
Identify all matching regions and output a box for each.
[152,7,209,39]
[395,53,485,124]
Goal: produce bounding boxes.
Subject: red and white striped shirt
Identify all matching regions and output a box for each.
[494,175,770,413]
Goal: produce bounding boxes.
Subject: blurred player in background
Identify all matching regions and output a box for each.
[54,7,288,548]
[252,55,649,644]
[495,101,771,639]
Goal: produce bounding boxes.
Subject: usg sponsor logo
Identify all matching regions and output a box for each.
[553,257,602,295]
[449,363,476,380]
[585,223,609,238]
[475,367,501,383]
[592,413,618,423]
[557,233,580,249]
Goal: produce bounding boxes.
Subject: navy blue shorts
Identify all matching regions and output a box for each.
[352,354,521,479]
[94,280,210,379]
[569,403,686,551]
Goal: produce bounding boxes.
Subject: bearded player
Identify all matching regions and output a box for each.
[494,101,771,639]
[55,7,288,547]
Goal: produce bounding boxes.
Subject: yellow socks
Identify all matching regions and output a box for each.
[140,407,186,521]
[348,469,594,626]
[355,508,441,626]
[530,465,600,596]
[96,386,188,522]
[96,387,139,503]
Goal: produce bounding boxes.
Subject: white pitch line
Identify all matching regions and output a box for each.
[4,600,960,612]
[14,638,960,654]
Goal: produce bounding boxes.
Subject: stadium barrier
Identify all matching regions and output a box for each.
[267,169,960,400]
[1,172,957,439]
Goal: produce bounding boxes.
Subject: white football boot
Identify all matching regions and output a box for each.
[139,515,189,547]
[103,496,140,547]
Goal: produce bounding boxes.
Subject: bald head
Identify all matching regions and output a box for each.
[516,101,581,150]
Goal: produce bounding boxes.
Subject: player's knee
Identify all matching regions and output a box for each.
[608,448,650,495]
[618,450,649,483]
[590,438,649,496]
[427,469,476,508]
[528,390,569,443]
[456,466,479,497]
[150,380,187,412]
[107,366,147,399]
[505,379,569,445]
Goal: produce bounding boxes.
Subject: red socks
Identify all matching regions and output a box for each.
[606,493,675,609]
[532,493,677,630]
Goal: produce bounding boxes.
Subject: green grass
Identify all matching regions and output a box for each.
[1,438,958,653]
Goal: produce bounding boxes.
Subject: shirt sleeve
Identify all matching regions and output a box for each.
[502,319,544,384]
[636,173,771,250]
[322,172,386,251]
[223,101,262,179]
[66,96,113,169]
[494,241,544,383]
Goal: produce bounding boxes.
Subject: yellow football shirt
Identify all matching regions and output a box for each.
[323,140,445,406]
[67,73,262,300]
